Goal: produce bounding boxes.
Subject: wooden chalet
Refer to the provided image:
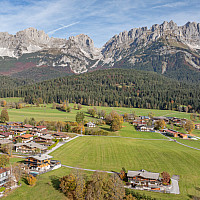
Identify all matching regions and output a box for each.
[127,169,162,190]
[25,154,53,171]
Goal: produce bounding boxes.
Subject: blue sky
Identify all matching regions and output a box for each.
[0,0,200,47]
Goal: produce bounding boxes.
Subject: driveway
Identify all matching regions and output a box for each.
[170,178,180,194]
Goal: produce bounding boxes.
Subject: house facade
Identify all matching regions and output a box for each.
[0,168,10,187]
[25,154,53,171]
[127,170,162,191]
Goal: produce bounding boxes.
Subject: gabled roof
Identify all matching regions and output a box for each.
[20,134,34,139]
[0,168,9,174]
[35,126,46,129]
[23,124,34,128]
[127,169,160,180]
[0,132,13,137]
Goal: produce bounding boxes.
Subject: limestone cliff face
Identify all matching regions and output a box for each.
[0,21,199,77]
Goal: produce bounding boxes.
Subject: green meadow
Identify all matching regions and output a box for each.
[50,136,200,200]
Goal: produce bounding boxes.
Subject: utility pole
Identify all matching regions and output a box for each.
[81,128,82,136]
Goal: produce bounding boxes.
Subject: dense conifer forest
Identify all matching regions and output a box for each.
[0,69,200,112]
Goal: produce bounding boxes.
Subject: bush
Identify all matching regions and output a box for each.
[0,187,5,192]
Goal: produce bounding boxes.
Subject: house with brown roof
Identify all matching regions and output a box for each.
[52,132,69,141]
[0,132,13,139]
[34,134,54,146]
[14,134,34,143]
[23,124,34,130]
[35,126,47,131]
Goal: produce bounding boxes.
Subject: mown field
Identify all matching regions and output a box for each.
[51,136,200,200]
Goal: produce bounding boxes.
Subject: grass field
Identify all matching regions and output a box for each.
[0,98,23,103]
[0,102,200,136]
[176,138,200,149]
[1,102,200,123]
[51,136,200,200]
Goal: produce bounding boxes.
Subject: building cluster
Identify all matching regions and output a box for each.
[131,116,196,139]
[0,122,70,154]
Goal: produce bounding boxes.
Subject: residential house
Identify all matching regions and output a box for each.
[10,128,27,136]
[0,168,10,187]
[24,154,53,171]
[0,132,13,139]
[35,126,47,131]
[14,134,34,143]
[23,124,34,130]
[34,134,54,146]
[87,122,96,128]
[195,124,200,130]
[127,169,162,190]
[14,142,47,154]
[6,122,23,128]
[52,132,69,141]
[161,129,188,139]
[137,125,154,132]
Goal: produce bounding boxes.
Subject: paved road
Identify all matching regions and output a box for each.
[159,132,200,151]
[46,135,80,154]
[62,164,115,174]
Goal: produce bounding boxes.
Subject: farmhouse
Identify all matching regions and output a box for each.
[0,168,10,187]
[127,169,162,190]
[87,122,96,128]
[6,122,23,128]
[161,129,188,139]
[136,125,154,132]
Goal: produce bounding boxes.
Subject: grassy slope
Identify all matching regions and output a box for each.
[51,136,200,200]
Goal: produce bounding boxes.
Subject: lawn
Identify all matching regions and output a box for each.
[51,136,200,200]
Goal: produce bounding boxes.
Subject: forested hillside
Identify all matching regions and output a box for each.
[1,69,200,112]
[0,75,31,89]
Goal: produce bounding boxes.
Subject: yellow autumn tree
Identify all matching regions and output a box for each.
[27,175,37,186]
[184,120,195,134]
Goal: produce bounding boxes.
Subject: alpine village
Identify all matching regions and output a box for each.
[0,1,199,200]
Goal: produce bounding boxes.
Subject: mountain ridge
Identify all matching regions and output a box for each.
[0,20,200,82]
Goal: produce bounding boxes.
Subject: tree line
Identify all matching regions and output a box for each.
[0,69,200,112]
